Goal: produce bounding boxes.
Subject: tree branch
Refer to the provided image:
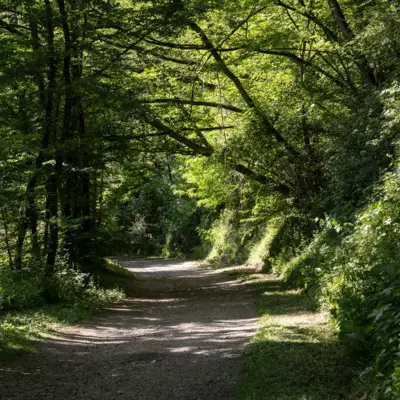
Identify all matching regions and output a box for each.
[100,38,199,65]
[140,98,243,113]
[232,163,290,195]
[326,0,354,40]
[145,116,291,195]
[188,21,302,157]
[325,0,378,86]
[144,116,214,156]
[144,38,206,50]
[218,6,267,48]
[181,126,235,132]
[256,49,347,89]
[0,18,27,36]
[275,0,339,42]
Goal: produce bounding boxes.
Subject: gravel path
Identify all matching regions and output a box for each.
[0,260,259,400]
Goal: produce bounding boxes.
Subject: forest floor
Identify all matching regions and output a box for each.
[0,259,366,400]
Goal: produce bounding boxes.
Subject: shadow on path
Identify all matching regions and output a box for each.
[0,260,259,400]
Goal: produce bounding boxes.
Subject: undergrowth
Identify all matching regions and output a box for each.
[0,258,127,360]
[233,270,373,400]
[199,160,400,397]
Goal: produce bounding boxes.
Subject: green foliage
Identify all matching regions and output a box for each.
[0,266,44,310]
[246,218,281,271]
[0,259,124,312]
[51,263,124,308]
[203,208,249,265]
[101,258,136,278]
[1,0,400,396]
[234,270,369,400]
[256,166,400,396]
[0,285,123,359]
[0,262,124,359]
[104,159,202,257]
[0,256,125,357]
[267,216,318,277]
[369,266,400,396]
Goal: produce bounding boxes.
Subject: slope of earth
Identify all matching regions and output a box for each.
[0,260,259,400]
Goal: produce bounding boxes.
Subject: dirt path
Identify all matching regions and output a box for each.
[0,260,259,400]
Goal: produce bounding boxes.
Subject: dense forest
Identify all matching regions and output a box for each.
[1,0,400,397]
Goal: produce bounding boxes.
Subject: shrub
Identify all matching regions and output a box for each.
[0,258,124,312]
[245,218,282,271]
[52,265,122,308]
[0,265,44,310]
[267,168,400,396]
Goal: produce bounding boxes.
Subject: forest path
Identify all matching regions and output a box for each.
[0,259,259,400]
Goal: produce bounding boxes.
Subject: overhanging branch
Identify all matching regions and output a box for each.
[140,98,243,113]
[188,21,302,157]
[139,112,292,195]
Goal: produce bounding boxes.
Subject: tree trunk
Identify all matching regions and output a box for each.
[16,0,57,270]
[15,172,38,270]
[1,208,13,268]
[45,164,59,275]
[326,0,378,86]
[43,0,58,274]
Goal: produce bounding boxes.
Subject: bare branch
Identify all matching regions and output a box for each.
[181,126,235,132]
[144,38,206,50]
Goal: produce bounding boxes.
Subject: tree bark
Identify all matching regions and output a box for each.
[1,208,13,268]
[325,0,378,86]
[15,4,48,269]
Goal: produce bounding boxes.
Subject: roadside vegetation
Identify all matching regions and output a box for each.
[0,259,127,359]
[232,270,371,399]
[1,0,400,396]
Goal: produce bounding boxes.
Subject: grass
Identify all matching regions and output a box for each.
[0,305,93,359]
[0,258,129,361]
[103,258,135,277]
[95,257,137,295]
[233,269,371,400]
[0,288,125,360]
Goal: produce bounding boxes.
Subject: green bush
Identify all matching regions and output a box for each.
[266,169,400,396]
[0,266,44,310]
[52,264,124,309]
[369,265,400,396]
[203,209,245,264]
[0,258,124,312]
[202,207,264,266]
[245,218,281,271]
[267,215,318,278]
[0,259,124,357]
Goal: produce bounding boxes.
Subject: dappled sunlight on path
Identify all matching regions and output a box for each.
[0,260,259,400]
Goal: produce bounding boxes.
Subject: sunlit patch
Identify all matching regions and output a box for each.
[126,298,185,303]
[169,346,196,353]
[1,259,261,398]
